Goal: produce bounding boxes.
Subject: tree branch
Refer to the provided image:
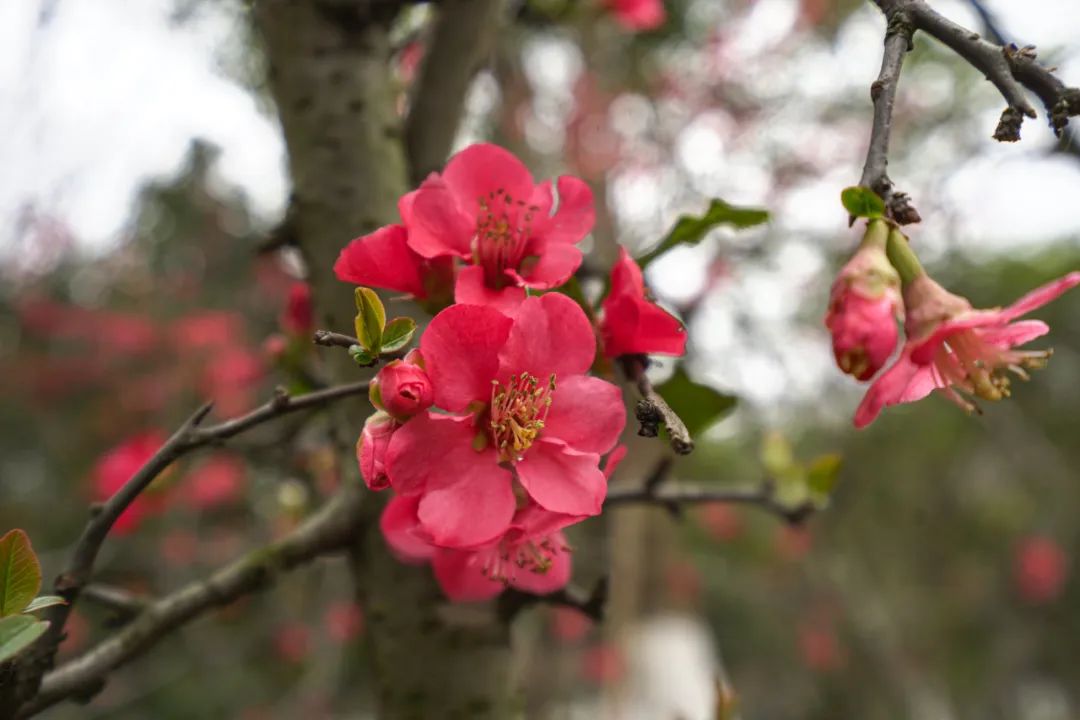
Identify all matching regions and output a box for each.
[17,484,367,718]
[79,585,153,627]
[858,9,921,224]
[605,482,817,525]
[6,380,371,716]
[404,0,503,184]
[619,356,693,455]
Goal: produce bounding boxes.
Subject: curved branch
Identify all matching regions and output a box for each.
[17,485,367,718]
[619,356,693,455]
[605,482,817,525]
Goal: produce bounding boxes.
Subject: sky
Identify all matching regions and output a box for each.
[1,0,1078,416]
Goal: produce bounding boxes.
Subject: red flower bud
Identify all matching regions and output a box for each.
[357,412,396,491]
[374,359,433,419]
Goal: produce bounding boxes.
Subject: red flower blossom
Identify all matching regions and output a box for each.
[601,247,686,358]
[385,293,625,548]
[334,225,454,307]
[825,222,902,381]
[605,0,666,31]
[855,271,1080,428]
[371,351,434,419]
[1014,535,1068,605]
[357,412,396,492]
[92,431,168,534]
[380,494,575,601]
[335,144,594,313]
[280,282,313,336]
[186,454,246,510]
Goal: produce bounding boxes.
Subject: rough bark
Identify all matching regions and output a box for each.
[252,2,519,717]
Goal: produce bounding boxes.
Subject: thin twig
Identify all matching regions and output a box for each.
[79,585,153,627]
[17,485,366,718]
[8,380,371,716]
[619,356,693,455]
[858,8,921,224]
[497,578,608,624]
[605,482,817,526]
[312,330,360,349]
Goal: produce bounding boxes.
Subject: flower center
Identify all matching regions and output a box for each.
[474,189,540,289]
[480,535,568,585]
[931,330,1052,412]
[490,372,555,462]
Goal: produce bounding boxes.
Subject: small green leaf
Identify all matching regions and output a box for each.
[760,432,795,478]
[0,615,49,664]
[380,317,417,354]
[0,530,41,617]
[353,287,386,353]
[841,186,886,219]
[806,453,843,504]
[349,345,377,367]
[638,198,769,268]
[23,596,67,614]
[656,367,737,437]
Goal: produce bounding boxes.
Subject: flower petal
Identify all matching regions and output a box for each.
[442,143,535,216]
[386,412,499,494]
[544,176,595,245]
[432,549,504,602]
[333,225,426,297]
[980,320,1050,348]
[454,265,527,316]
[1000,271,1080,321]
[515,439,605,516]
[421,303,513,411]
[380,494,435,563]
[853,348,934,429]
[514,242,583,290]
[418,470,516,548]
[544,375,625,454]
[498,293,596,382]
[405,178,475,259]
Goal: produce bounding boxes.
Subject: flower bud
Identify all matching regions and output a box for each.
[357,412,397,491]
[825,222,902,381]
[374,358,433,419]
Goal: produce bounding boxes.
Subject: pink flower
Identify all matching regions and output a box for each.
[605,0,666,31]
[186,454,246,510]
[357,412,397,491]
[1014,535,1068,605]
[371,351,434,419]
[381,494,575,601]
[385,293,625,548]
[601,247,686,358]
[92,431,168,534]
[336,144,594,314]
[825,230,902,381]
[280,282,313,336]
[334,225,454,309]
[854,272,1080,428]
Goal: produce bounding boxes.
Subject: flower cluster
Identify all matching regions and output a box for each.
[826,219,1080,427]
[339,143,688,600]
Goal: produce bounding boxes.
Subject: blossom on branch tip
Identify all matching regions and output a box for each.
[854,270,1080,428]
[371,351,433,420]
[384,293,625,549]
[381,494,575,601]
[825,221,902,381]
[335,144,594,314]
[600,247,686,358]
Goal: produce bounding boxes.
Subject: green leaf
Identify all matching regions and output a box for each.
[655,367,737,437]
[0,615,49,664]
[353,287,386,354]
[841,186,886,219]
[380,317,417,353]
[0,530,41,617]
[349,345,377,367]
[638,198,769,268]
[23,596,67,614]
[760,432,795,477]
[806,453,843,504]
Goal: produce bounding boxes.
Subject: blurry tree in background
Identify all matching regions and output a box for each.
[1,0,1079,718]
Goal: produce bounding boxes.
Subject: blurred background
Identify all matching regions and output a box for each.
[2,0,1079,718]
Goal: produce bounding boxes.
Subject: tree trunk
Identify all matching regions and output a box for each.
[253,2,519,717]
